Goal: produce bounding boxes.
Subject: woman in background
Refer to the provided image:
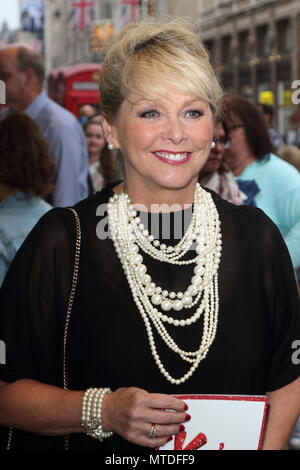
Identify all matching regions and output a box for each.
[0,112,54,286]
[198,120,244,205]
[84,116,118,193]
[223,94,300,272]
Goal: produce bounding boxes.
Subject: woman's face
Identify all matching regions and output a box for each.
[201,122,227,175]
[85,123,106,158]
[224,115,252,175]
[103,89,213,198]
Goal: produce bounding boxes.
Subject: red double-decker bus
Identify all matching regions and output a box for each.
[48,63,101,117]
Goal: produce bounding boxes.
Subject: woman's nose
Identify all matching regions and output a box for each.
[214,140,224,152]
[162,118,186,144]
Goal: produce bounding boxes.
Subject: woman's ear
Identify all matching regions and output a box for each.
[100,115,119,149]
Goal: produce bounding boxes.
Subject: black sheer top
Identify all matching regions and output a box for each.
[0,183,300,450]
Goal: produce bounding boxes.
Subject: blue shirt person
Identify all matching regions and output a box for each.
[0,192,51,286]
[237,153,300,269]
[0,45,89,207]
[26,90,89,207]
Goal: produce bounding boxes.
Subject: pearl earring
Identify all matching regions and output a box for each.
[211,141,216,149]
[108,143,115,150]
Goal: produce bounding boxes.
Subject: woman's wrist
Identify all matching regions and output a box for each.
[80,388,114,442]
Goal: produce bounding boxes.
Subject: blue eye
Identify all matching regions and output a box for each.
[140,109,159,118]
[185,109,204,119]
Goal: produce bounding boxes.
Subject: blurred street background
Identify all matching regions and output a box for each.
[0,0,299,133]
[0,0,300,450]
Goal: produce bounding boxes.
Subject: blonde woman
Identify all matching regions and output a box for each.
[0,19,299,450]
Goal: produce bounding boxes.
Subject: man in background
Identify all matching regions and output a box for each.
[78,103,96,127]
[0,44,89,207]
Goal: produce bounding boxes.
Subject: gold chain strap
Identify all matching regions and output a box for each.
[63,208,82,450]
[6,208,81,450]
[6,427,13,450]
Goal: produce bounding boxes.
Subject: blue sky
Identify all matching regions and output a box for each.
[0,0,20,29]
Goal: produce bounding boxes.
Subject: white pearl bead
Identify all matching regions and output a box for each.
[183,295,193,306]
[194,265,205,275]
[151,294,162,305]
[161,299,172,311]
[187,286,198,296]
[145,284,156,296]
[135,264,147,275]
[191,275,202,285]
[173,300,183,311]
[133,254,143,265]
[196,245,203,255]
[142,274,151,285]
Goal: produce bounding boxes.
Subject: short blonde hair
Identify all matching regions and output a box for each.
[99,18,223,119]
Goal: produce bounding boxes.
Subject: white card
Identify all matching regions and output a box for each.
[158,394,268,451]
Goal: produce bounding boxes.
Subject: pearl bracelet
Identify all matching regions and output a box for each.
[81,387,113,442]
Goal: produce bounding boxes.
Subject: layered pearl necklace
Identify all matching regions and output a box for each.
[107,183,222,385]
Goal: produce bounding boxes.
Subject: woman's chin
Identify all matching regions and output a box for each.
[146,174,198,192]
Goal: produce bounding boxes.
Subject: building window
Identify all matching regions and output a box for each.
[100,0,112,18]
[239,30,251,62]
[204,40,216,67]
[277,18,292,54]
[221,70,234,92]
[256,24,271,58]
[221,35,232,66]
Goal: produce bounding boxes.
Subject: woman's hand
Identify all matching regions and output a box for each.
[102,387,189,448]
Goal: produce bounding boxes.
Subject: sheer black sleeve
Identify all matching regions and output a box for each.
[259,210,300,392]
[0,208,77,387]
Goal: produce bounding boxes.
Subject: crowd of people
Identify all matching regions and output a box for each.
[0,18,299,451]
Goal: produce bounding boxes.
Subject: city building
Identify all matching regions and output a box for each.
[197,0,300,130]
[15,0,299,131]
[43,1,157,76]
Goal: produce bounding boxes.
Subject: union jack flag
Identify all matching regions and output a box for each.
[119,0,141,28]
[68,0,95,31]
